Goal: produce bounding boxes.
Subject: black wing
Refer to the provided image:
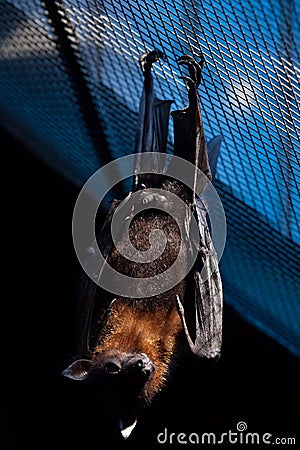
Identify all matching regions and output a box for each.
[70,50,171,360]
[70,199,120,359]
[172,53,223,359]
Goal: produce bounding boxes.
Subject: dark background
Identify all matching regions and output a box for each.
[2,127,299,449]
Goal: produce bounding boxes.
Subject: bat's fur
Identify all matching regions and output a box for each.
[92,180,189,403]
[93,296,183,402]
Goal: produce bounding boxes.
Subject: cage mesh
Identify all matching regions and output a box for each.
[0,0,299,357]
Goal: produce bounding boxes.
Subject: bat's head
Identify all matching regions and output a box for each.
[62,350,155,385]
[62,349,155,438]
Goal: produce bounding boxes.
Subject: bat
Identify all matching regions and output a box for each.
[62,49,223,439]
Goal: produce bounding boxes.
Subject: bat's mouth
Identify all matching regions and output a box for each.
[119,413,138,440]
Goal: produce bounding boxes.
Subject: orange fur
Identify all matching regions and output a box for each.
[94,298,182,399]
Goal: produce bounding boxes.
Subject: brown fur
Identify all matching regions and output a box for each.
[88,180,191,406]
[92,200,188,402]
[93,296,183,400]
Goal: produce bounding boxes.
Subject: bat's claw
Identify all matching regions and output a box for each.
[139,49,167,75]
[178,52,204,67]
[178,53,204,87]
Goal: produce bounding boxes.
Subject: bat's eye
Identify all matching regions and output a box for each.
[105,361,121,375]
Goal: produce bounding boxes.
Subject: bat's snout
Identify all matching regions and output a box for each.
[131,353,155,378]
[115,352,155,381]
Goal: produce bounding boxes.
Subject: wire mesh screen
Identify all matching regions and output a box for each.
[0,0,299,356]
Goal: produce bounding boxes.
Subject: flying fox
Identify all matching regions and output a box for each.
[62,49,223,439]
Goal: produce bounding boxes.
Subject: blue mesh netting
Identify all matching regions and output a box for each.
[0,0,299,356]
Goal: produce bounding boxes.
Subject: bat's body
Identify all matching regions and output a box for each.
[96,202,186,399]
[63,50,223,439]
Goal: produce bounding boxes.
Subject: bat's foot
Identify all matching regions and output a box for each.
[139,49,167,75]
[177,53,204,87]
[175,53,205,112]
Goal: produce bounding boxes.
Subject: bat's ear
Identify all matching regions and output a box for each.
[61,359,93,381]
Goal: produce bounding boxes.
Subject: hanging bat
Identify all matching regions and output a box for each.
[62,49,223,439]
